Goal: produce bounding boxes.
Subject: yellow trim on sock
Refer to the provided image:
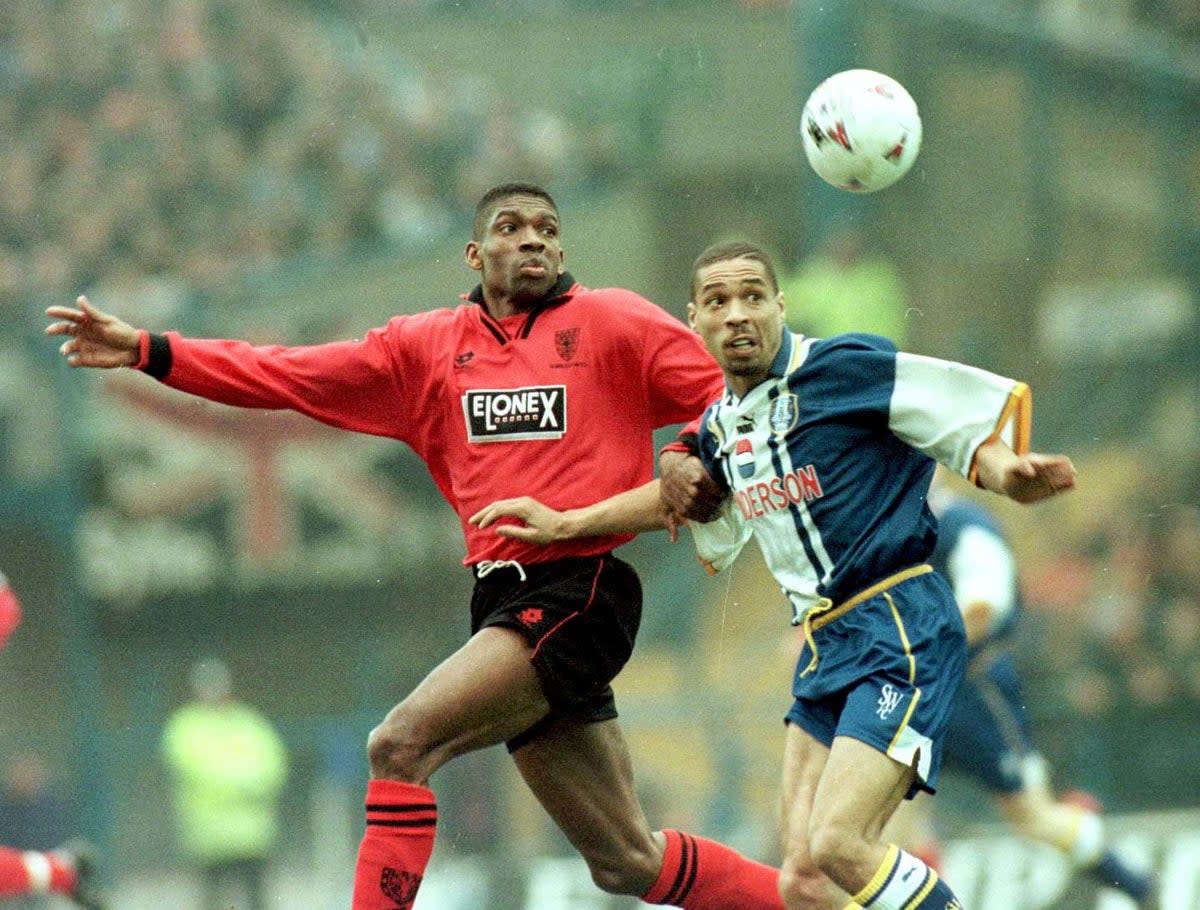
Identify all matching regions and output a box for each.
[852,844,900,905]
[901,868,938,910]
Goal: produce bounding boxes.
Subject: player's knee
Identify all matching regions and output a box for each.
[1006,807,1039,840]
[779,860,830,908]
[584,841,661,897]
[1012,804,1065,847]
[997,794,1043,840]
[365,712,433,781]
[807,819,861,885]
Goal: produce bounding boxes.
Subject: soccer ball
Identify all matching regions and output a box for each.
[800,69,922,193]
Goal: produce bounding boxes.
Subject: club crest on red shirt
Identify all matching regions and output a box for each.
[555,328,580,362]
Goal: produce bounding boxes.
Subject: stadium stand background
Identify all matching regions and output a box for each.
[0,1,1198,907]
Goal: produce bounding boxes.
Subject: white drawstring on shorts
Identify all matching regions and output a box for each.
[475,560,527,581]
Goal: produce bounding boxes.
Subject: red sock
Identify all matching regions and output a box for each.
[641,829,784,910]
[351,779,437,910]
[0,846,76,897]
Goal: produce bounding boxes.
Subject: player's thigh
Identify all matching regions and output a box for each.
[376,626,551,763]
[780,723,852,908]
[811,735,913,844]
[811,734,912,840]
[512,716,660,874]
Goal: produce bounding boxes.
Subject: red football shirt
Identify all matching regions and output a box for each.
[157,280,724,565]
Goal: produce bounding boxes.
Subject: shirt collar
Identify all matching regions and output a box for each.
[463,271,576,307]
[767,328,796,379]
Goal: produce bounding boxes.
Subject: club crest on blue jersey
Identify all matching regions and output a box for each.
[734,438,756,479]
[876,683,905,720]
[769,394,799,436]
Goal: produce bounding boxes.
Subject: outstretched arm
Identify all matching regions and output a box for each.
[470,480,676,544]
[972,437,1076,504]
[45,296,142,369]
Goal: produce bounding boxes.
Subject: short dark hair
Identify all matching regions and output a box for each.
[473,182,558,240]
[690,240,780,298]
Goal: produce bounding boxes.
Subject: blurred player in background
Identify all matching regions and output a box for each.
[161,657,288,910]
[0,577,17,655]
[779,227,910,346]
[472,240,1077,910]
[0,572,105,909]
[45,184,785,910]
[882,467,1158,908]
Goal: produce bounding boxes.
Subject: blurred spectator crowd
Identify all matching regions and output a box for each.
[1012,446,1200,805]
[0,0,604,322]
[2,0,1195,324]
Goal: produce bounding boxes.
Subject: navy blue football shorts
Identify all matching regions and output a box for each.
[941,647,1034,793]
[469,553,641,752]
[785,567,967,796]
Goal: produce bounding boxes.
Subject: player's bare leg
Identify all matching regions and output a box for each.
[352,626,550,910]
[514,718,784,910]
[513,717,660,893]
[779,728,849,910]
[368,626,550,782]
[780,725,965,910]
[996,773,1156,906]
[881,794,942,872]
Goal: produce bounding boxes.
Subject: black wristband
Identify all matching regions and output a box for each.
[142,333,173,380]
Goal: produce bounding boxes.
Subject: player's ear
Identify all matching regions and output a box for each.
[686,301,698,329]
[556,248,565,274]
[464,241,482,271]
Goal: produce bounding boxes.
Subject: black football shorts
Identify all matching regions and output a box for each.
[469,554,642,750]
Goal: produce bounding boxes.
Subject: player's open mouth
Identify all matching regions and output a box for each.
[729,336,757,352]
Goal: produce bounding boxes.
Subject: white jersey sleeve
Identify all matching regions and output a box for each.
[888,352,1032,478]
[688,501,753,575]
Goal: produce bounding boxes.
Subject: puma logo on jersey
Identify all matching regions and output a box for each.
[463,386,567,442]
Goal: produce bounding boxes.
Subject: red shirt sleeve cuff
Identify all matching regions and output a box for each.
[660,440,694,455]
